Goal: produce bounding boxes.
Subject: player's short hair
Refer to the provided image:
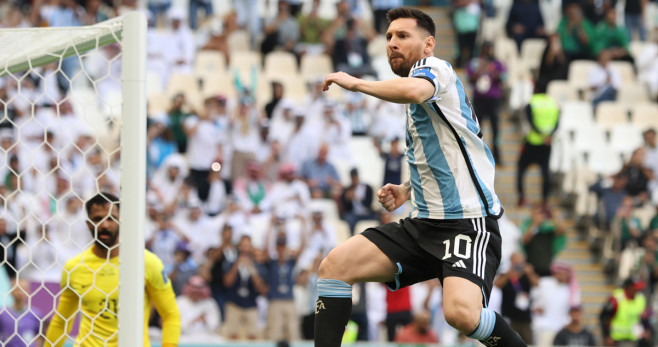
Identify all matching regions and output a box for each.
[386,8,436,37]
[85,192,120,215]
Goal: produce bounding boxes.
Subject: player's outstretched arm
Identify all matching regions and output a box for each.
[377,182,411,212]
[323,71,434,104]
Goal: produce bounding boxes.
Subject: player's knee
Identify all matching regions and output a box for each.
[318,248,351,283]
[443,301,480,334]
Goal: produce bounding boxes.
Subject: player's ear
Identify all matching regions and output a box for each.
[424,35,435,54]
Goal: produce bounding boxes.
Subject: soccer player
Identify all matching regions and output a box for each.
[316,8,526,347]
[44,193,181,347]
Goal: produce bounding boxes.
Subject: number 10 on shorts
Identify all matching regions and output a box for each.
[442,235,472,260]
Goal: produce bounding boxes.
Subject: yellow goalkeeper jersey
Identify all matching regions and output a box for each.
[44,248,181,347]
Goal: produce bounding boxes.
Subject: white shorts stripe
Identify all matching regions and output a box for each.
[476,218,487,278]
[480,218,490,278]
[472,219,481,276]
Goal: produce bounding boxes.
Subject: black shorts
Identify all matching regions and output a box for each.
[362,216,502,305]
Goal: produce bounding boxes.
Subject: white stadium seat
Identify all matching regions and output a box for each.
[494,37,518,64]
[568,60,597,88]
[264,51,298,79]
[227,30,250,52]
[201,71,237,98]
[609,123,643,156]
[166,73,199,98]
[559,101,595,131]
[229,51,262,79]
[587,145,624,175]
[573,124,607,154]
[595,102,629,130]
[520,38,547,71]
[300,54,333,79]
[367,35,388,58]
[546,80,579,104]
[610,61,636,83]
[631,102,658,129]
[617,82,649,103]
[194,50,226,75]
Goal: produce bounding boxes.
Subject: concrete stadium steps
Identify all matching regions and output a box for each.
[489,104,613,341]
[417,7,456,61]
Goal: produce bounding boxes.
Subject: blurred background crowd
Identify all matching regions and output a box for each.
[0,0,657,346]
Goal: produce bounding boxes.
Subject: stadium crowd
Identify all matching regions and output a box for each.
[0,0,656,346]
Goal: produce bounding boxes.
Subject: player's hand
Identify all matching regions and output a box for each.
[323,72,360,92]
[377,183,408,212]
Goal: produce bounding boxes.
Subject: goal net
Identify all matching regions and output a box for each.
[0,12,146,346]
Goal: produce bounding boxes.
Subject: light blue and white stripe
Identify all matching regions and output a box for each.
[317,279,352,298]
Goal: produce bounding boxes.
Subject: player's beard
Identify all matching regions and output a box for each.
[389,52,414,77]
[95,228,119,250]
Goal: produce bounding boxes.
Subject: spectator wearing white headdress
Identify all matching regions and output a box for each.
[164,7,195,75]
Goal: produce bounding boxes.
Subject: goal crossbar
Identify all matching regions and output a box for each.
[0,16,123,76]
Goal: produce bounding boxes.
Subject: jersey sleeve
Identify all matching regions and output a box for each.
[409,57,456,103]
[44,263,80,347]
[145,251,181,346]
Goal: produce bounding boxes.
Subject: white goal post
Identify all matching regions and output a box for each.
[0,12,146,347]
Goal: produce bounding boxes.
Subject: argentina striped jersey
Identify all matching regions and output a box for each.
[405,56,503,219]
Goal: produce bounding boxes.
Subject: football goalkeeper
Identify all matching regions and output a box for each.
[44,192,181,347]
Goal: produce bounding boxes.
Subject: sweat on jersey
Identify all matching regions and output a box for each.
[405,56,503,220]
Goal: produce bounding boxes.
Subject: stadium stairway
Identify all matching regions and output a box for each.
[487,104,614,341]
[418,6,455,60]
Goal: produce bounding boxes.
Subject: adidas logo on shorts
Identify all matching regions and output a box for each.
[452,260,467,268]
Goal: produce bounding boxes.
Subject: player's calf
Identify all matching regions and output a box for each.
[314,235,397,347]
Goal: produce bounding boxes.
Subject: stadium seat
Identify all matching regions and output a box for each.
[573,123,607,154]
[331,220,351,244]
[147,93,169,114]
[609,123,643,157]
[166,73,199,98]
[349,137,384,190]
[264,51,298,79]
[609,61,636,83]
[568,60,597,88]
[200,71,237,99]
[550,131,577,174]
[586,145,624,175]
[309,198,340,222]
[479,18,503,41]
[617,82,649,103]
[629,41,649,62]
[520,38,547,72]
[367,35,387,58]
[546,80,579,104]
[630,102,658,129]
[300,54,333,79]
[194,51,226,76]
[494,37,518,64]
[372,55,397,81]
[507,59,532,82]
[229,51,262,80]
[559,101,595,132]
[227,30,250,52]
[595,102,629,129]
